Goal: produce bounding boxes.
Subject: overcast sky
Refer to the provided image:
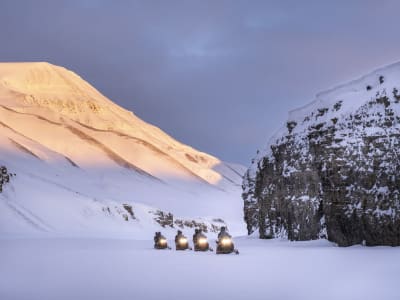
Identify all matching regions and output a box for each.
[1,0,400,165]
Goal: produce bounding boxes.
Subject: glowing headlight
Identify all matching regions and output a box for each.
[159,238,167,245]
[179,237,188,245]
[221,238,232,246]
[198,237,207,245]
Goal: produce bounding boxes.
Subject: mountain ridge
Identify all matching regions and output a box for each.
[0,62,246,237]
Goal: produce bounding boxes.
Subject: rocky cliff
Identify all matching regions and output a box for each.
[243,63,400,246]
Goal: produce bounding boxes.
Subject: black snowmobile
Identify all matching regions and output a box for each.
[175,231,192,251]
[154,232,170,250]
[216,228,239,254]
[216,236,239,254]
[193,231,213,252]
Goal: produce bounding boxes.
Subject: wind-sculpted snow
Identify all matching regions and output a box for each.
[8,139,41,160]
[0,62,245,237]
[243,62,400,246]
[65,125,156,178]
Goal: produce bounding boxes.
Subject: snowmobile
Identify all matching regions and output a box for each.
[194,234,213,252]
[175,234,192,251]
[154,233,170,250]
[216,236,239,255]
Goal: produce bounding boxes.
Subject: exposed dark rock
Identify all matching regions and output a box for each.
[123,204,136,219]
[151,210,174,228]
[150,209,226,233]
[333,101,343,111]
[243,73,400,246]
[286,121,297,134]
[102,204,136,222]
[0,166,12,193]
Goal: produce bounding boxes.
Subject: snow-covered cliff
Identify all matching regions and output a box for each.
[243,62,400,246]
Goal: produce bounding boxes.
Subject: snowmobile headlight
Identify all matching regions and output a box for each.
[221,238,232,246]
[159,238,167,245]
[198,237,207,245]
[179,237,188,245]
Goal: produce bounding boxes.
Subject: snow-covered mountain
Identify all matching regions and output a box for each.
[0,62,246,238]
[243,62,400,246]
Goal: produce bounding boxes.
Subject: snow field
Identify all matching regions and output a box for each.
[1,237,399,300]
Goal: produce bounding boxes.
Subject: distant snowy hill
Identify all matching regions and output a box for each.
[0,62,246,238]
[243,62,400,246]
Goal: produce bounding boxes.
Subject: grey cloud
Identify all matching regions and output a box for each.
[1,0,400,164]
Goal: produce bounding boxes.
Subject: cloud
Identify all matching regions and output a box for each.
[1,0,400,164]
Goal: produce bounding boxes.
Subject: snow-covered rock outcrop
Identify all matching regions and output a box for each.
[243,62,400,246]
[0,165,12,192]
[0,62,246,237]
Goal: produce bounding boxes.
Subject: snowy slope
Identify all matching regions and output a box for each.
[0,62,246,237]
